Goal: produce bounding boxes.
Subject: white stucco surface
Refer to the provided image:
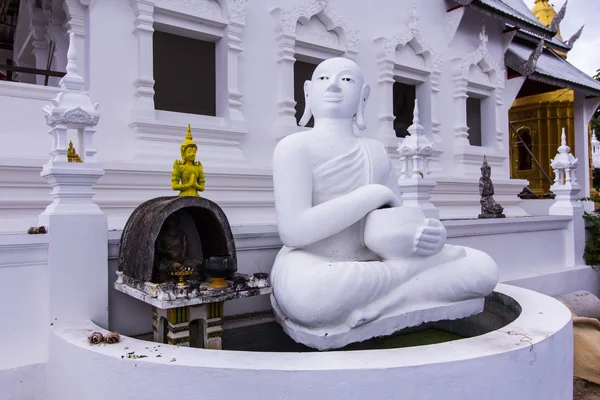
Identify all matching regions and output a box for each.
[46,284,572,400]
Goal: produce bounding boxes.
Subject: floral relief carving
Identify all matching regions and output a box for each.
[227,0,247,23]
[457,27,505,88]
[277,0,359,53]
[157,0,223,18]
[296,16,339,46]
[45,107,100,127]
[379,5,441,72]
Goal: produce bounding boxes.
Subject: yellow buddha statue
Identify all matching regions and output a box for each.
[172,125,205,197]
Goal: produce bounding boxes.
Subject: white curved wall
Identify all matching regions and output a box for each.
[46,284,573,400]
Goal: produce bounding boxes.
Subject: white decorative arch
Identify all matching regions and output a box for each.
[452,25,506,177]
[271,0,359,137]
[374,4,443,173]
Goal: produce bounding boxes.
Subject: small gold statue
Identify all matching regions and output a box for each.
[172,125,205,197]
[67,141,82,163]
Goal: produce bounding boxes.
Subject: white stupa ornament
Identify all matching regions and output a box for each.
[397,100,434,178]
[591,130,600,169]
[550,128,578,186]
[42,33,100,164]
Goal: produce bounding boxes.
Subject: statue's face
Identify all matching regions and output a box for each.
[184,145,197,162]
[310,58,364,120]
[482,168,491,178]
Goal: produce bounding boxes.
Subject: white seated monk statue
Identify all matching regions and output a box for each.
[270,57,499,350]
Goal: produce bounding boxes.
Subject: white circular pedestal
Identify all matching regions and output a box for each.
[47,284,573,400]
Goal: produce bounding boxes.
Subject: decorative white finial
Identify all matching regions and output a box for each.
[558,127,570,154]
[408,3,419,32]
[592,129,600,169]
[550,127,578,186]
[398,99,434,178]
[42,32,100,165]
[479,25,488,51]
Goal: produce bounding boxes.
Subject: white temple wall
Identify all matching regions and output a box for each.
[0,83,58,158]
[0,0,531,233]
[0,235,48,384]
[86,0,139,163]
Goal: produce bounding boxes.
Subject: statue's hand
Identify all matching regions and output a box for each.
[172,262,185,272]
[413,219,446,257]
[183,259,199,269]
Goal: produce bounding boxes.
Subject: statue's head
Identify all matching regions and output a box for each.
[299,57,371,130]
[481,156,491,177]
[179,124,197,163]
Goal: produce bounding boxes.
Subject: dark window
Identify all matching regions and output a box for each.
[393,82,416,138]
[153,31,216,116]
[517,129,533,171]
[466,96,482,146]
[294,60,317,127]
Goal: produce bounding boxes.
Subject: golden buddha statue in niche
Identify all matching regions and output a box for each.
[172,125,205,197]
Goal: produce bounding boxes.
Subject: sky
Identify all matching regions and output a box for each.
[522,0,600,77]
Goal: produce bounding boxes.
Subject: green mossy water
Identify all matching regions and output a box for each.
[223,322,463,352]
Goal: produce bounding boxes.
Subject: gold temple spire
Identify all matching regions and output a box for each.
[532,0,562,40]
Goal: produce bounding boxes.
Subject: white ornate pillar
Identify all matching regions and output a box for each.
[30,8,49,85]
[274,32,297,132]
[429,70,443,174]
[130,0,156,119]
[453,76,470,147]
[573,92,600,195]
[430,71,442,145]
[397,101,439,219]
[224,0,248,124]
[63,0,88,86]
[375,54,396,148]
[591,130,600,169]
[39,34,107,331]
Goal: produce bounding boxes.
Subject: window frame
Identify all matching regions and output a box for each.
[128,0,249,166]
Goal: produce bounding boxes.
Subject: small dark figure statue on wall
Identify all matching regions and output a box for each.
[153,216,203,282]
[479,156,505,219]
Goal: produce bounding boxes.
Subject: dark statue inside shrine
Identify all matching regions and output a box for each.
[478,156,505,219]
[153,213,204,283]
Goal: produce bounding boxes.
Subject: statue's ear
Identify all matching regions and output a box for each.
[299,80,313,127]
[355,83,370,130]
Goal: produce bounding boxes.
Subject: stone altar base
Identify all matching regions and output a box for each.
[271,296,484,351]
[478,213,506,219]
